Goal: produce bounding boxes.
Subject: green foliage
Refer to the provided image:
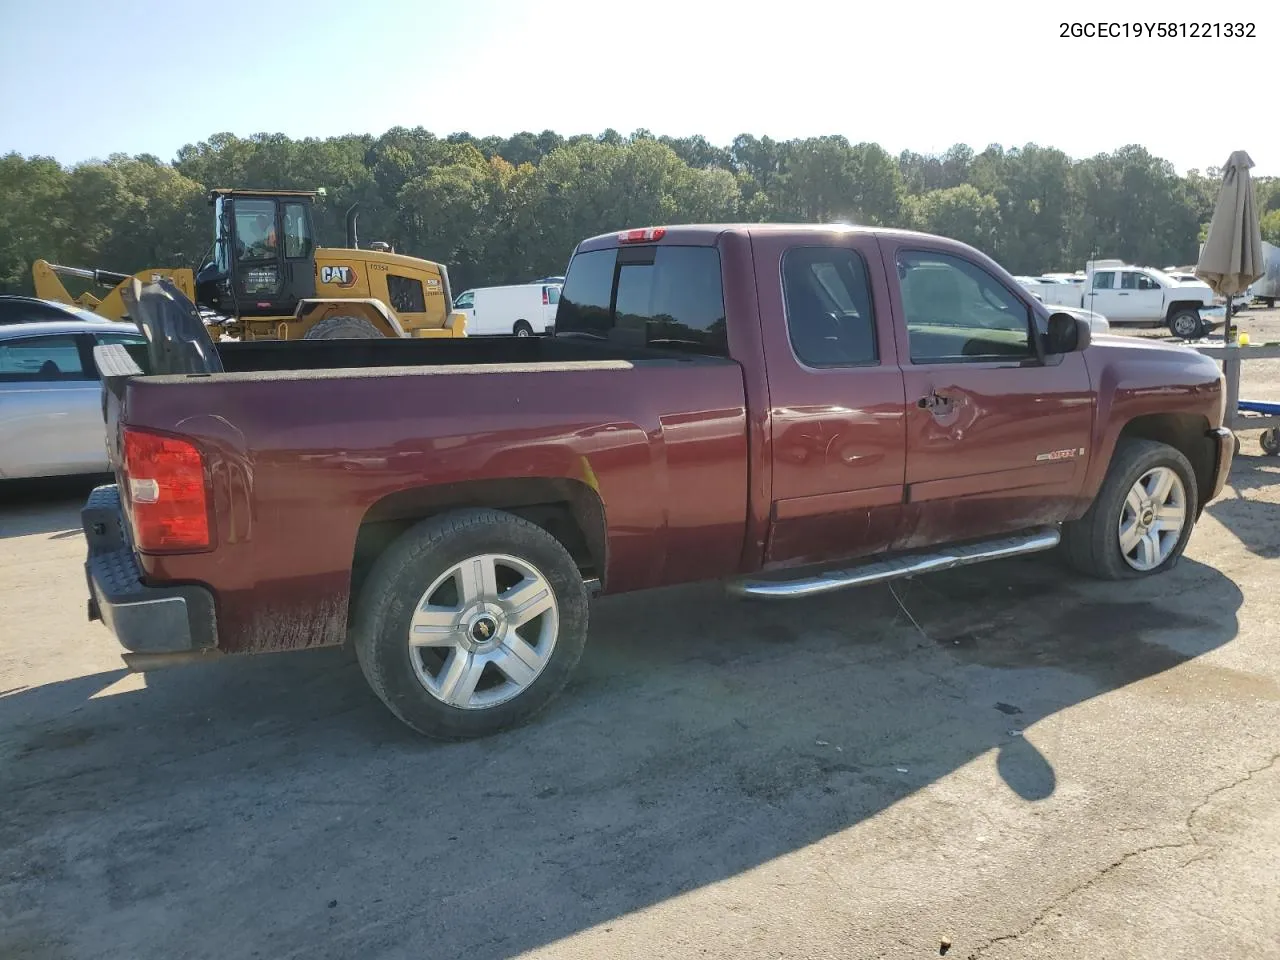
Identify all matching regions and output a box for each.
[1261,209,1280,247]
[0,131,1270,295]
[913,185,1001,252]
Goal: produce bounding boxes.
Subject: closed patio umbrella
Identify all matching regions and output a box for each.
[1195,150,1264,343]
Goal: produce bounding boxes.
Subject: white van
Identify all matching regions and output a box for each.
[453,283,561,337]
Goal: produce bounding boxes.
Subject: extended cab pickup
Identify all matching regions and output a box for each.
[83,225,1234,739]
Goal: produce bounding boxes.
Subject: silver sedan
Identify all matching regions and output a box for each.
[0,318,146,479]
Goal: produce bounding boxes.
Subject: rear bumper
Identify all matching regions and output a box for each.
[1206,427,1234,504]
[83,484,218,654]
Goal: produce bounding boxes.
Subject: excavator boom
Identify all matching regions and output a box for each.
[33,259,196,321]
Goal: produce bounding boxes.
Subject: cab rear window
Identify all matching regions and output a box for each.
[555,245,727,357]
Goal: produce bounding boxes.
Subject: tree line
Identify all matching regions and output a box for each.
[3,128,1278,297]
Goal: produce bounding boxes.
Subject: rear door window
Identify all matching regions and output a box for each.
[0,334,90,381]
[782,247,878,367]
[556,245,727,357]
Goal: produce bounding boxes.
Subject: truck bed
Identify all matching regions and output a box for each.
[102,333,752,655]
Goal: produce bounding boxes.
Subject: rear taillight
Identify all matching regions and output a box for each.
[542,288,549,305]
[122,428,210,552]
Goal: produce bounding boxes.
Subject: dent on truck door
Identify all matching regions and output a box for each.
[889,246,1093,549]
[753,233,907,568]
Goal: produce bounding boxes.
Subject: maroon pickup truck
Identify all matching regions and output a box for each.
[83,224,1233,739]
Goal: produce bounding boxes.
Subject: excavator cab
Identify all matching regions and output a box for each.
[195,189,318,318]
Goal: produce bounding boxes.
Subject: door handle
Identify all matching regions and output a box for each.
[1117,292,1129,296]
[917,390,955,412]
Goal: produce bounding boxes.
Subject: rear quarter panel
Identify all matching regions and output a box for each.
[123,360,748,653]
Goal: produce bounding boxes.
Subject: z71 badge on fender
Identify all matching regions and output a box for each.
[1036,447,1085,462]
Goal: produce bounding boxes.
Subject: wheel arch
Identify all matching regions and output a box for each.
[1116,412,1215,515]
[295,298,403,338]
[1165,299,1206,321]
[349,477,607,614]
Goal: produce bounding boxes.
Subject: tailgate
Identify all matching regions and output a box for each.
[93,341,143,480]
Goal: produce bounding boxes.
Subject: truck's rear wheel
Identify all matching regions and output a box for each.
[1167,308,1204,339]
[351,508,589,739]
[1061,438,1197,580]
[303,315,384,339]
[513,320,533,337]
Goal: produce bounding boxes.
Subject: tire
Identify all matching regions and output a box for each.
[1167,308,1204,339]
[351,508,590,740]
[513,320,533,338]
[1262,429,1280,457]
[302,315,385,340]
[1061,438,1198,580]
[1265,298,1276,309]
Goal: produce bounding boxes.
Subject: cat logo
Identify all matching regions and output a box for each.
[320,265,357,287]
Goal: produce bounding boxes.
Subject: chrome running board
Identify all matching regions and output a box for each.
[727,527,1061,600]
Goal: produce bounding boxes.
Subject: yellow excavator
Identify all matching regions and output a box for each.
[33,188,466,341]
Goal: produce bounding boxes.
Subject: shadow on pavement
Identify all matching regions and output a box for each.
[0,554,1244,960]
[1205,454,1280,558]
[0,476,109,540]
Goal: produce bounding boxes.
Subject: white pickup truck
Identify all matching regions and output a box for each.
[1020,260,1223,339]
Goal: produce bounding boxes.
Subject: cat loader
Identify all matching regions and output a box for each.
[33,188,466,341]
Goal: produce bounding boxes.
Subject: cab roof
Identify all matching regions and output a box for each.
[208,188,317,200]
[574,222,965,252]
[0,318,141,341]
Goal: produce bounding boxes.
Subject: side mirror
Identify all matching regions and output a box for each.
[1046,312,1091,354]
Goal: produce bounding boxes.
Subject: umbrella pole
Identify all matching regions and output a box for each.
[1222,294,1240,432]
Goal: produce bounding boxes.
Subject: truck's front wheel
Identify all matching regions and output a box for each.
[351,508,589,739]
[1061,438,1198,580]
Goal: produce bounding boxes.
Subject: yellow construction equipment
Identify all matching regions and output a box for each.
[33,188,466,341]
[34,261,197,318]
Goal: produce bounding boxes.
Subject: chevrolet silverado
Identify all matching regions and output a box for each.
[82,225,1234,739]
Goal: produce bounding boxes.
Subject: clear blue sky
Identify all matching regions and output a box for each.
[2,0,1276,175]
